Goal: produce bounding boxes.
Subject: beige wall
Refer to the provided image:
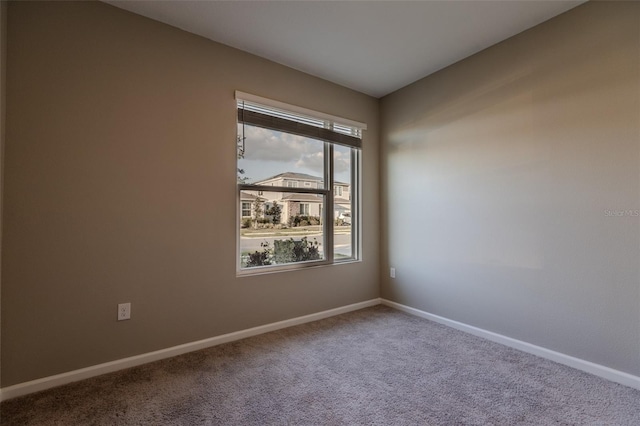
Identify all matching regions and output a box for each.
[2,1,379,386]
[381,1,640,375]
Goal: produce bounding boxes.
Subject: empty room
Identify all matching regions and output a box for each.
[1,0,639,424]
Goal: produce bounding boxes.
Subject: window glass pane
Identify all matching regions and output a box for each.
[240,191,325,268]
[241,202,251,217]
[238,123,325,188]
[334,145,352,260]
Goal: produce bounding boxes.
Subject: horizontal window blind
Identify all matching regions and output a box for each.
[236,94,364,150]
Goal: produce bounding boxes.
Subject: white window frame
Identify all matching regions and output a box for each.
[236,92,365,275]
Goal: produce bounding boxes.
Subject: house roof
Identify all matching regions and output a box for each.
[281,193,323,202]
[240,191,263,201]
[253,172,348,186]
[254,172,321,184]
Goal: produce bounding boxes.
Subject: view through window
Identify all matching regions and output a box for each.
[237,94,364,272]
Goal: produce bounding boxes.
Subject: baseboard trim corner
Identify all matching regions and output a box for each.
[380,298,640,391]
[0,298,382,402]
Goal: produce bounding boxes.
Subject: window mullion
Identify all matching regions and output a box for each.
[325,142,334,262]
[351,148,360,260]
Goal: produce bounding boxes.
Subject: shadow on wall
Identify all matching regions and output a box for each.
[385,18,638,272]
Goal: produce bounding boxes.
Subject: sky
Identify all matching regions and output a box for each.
[238,124,352,184]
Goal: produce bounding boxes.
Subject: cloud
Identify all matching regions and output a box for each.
[240,126,323,163]
[295,151,323,172]
[333,149,351,175]
[238,124,352,181]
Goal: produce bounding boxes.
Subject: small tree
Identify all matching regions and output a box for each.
[252,198,264,229]
[266,201,282,225]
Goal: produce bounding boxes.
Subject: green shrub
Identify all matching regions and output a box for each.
[273,237,321,263]
[287,215,321,227]
[245,241,272,267]
[265,201,282,225]
[288,216,299,227]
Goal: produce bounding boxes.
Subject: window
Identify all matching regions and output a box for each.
[241,202,251,217]
[236,91,365,272]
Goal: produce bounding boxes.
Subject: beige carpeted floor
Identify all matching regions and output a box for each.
[2,305,639,425]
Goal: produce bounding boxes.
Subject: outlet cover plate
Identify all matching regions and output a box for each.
[118,302,131,321]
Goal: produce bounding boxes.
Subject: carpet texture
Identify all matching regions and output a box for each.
[2,305,639,425]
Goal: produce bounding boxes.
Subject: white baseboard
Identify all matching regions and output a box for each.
[0,298,382,402]
[4,297,637,401]
[380,298,640,391]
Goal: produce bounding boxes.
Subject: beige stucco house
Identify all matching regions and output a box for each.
[241,172,351,225]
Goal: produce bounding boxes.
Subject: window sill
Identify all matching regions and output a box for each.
[236,258,361,278]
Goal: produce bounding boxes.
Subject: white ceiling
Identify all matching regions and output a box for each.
[105,0,585,98]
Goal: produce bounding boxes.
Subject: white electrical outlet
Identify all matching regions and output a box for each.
[118,302,131,321]
[390,267,396,278]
